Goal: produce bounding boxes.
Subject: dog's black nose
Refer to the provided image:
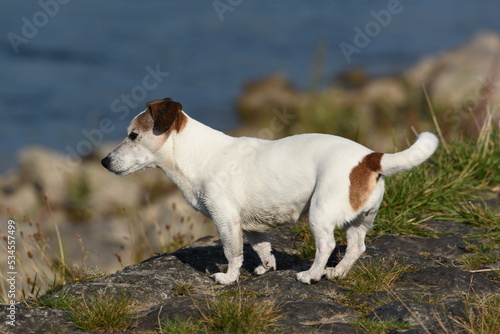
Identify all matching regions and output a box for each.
[101,156,111,169]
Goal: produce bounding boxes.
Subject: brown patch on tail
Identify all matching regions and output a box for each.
[349,152,383,211]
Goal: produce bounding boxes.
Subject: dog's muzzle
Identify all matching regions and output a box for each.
[101,156,111,170]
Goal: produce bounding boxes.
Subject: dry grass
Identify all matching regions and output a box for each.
[454,293,500,333]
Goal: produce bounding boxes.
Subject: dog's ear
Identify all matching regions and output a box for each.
[147,98,183,134]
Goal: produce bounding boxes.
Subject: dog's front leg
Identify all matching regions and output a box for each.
[212,220,243,285]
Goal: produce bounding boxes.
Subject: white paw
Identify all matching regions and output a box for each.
[254,263,276,276]
[297,269,325,284]
[211,272,238,285]
[254,265,268,276]
[325,267,348,280]
[254,257,276,276]
[296,271,313,284]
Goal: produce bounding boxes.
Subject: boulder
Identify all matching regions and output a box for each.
[17,146,74,205]
[236,73,302,128]
[83,162,143,215]
[406,31,500,108]
[0,184,39,215]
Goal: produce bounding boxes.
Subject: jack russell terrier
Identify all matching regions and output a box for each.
[101,98,438,284]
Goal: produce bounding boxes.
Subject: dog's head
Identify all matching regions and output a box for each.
[101,98,187,175]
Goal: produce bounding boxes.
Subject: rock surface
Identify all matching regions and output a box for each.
[1,205,498,333]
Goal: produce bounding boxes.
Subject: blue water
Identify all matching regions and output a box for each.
[1,0,500,172]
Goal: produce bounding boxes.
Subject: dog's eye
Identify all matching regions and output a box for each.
[128,132,138,141]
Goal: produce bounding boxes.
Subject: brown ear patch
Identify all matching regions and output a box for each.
[349,152,383,211]
[147,98,187,134]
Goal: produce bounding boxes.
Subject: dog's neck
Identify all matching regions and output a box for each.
[155,114,234,213]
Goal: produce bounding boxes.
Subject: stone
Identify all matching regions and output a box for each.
[0,305,75,334]
[406,31,500,109]
[368,300,465,333]
[17,146,72,205]
[395,266,498,297]
[84,162,142,215]
[0,184,39,215]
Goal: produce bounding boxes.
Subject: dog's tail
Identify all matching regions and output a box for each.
[380,132,439,176]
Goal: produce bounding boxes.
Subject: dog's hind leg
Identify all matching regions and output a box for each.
[296,210,337,284]
[325,209,376,279]
[244,231,276,275]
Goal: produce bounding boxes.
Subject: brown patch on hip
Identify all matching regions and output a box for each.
[349,152,383,211]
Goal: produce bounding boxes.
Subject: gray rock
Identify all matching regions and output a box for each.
[395,266,498,297]
[1,212,498,333]
[368,300,465,333]
[0,304,75,334]
[17,146,71,205]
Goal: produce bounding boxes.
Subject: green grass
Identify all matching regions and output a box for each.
[375,124,499,238]
[335,258,413,294]
[172,283,195,297]
[160,289,282,334]
[460,253,500,269]
[69,292,135,332]
[350,317,412,334]
[199,291,282,334]
[160,317,205,334]
[453,201,500,243]
[28,291,79,310]
[29,290,136,332]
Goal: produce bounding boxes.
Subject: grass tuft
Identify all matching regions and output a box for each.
[172,283,195,297]
[454,294,500,333]
[159,317,204,334]
[28,291,79,310]
[350,317,412,334]
[460,253,500,269]
[29,290,136,332]
[160,288,282,334]
[68,292,135,332]
[199,291,282,334]
[335,258,413,294]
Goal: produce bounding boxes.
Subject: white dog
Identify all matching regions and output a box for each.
[102,98,438,284]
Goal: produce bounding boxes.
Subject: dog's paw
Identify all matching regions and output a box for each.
[254,259,276,276]
[297,269,324,284]
[325,267,348,280]
[211,272,238,285]
[254,264,275,276]
[296,271,313,284]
